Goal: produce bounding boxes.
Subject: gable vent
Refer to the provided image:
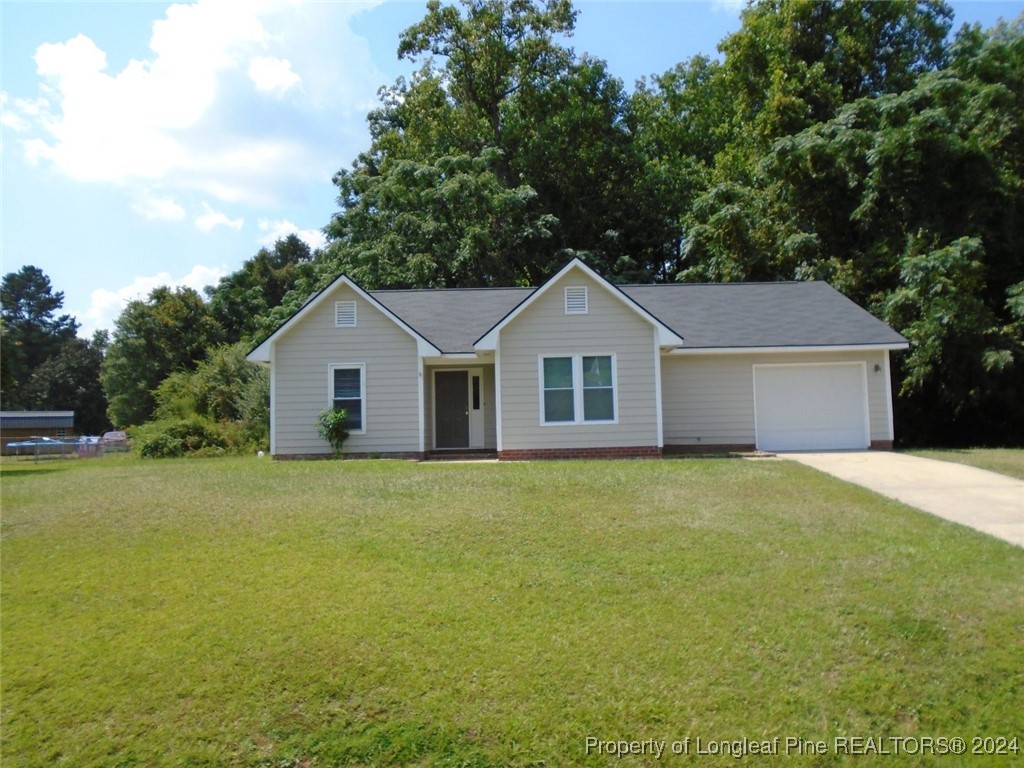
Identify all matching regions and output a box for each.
[565,286,588,315]
[335,300,357,327]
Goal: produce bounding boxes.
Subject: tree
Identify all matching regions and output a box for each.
[206,235,316,344]
[21,332,110,435]
[718,0,952,158]
[321,0,666,289]
[101,286,223,427]
[1,266,79,406]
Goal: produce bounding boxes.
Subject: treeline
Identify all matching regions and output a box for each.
[3,0,1022,449]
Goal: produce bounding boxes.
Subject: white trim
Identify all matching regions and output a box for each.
[431,368,483,450]
[417,357,426,453]
[538,353,618,426]
[469,367,485,448]
[247,274,441,362]
[653,331,664,448]
[269,344,277,456]
[328,362,367,436]
[883,350,895,441]
[752,361,870,451]
[475,258,683,350]
[494,340,503,452]
[669,343,908,356]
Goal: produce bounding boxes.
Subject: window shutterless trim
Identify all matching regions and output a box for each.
[538,353,618,426]
[327,362,366,435]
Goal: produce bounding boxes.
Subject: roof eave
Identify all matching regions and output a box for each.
[668,342,909,355]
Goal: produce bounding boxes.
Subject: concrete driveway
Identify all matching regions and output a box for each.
[783,451,1024,547]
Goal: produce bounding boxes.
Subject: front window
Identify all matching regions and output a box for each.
[540,354,616,425]
[331,364,365,432]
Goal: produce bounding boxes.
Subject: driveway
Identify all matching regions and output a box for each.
[783,451,1024,547]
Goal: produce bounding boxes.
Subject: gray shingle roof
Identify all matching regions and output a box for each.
[368,280,904,353]
[370,287,532,353]
[619,281,907,349]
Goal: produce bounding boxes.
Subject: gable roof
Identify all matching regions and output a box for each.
[622,281,906,350]
[370,287,531,354]
[249,262,907,359]
[473,258,685,350]
[247,274,442,362]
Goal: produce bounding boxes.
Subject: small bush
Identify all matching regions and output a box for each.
[316,408,350,456]
[135,417,229,459]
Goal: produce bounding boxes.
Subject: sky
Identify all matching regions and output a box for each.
[2,0,1021,338]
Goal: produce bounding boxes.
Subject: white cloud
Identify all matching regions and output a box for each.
[132,195,186,221]
[257,218,326,251]
[195,202,243,232]
[248,56,302,95]
[710,0,745,16]
[8,0,387,206]
[79,264,228,336]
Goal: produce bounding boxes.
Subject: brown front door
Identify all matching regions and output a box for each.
[435,370,470,449]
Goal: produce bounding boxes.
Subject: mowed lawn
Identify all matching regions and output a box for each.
[903,448,1024,481]
[2,456,1022,767]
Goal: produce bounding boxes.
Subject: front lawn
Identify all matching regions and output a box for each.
[902,448,1024,481]
[2,456,1021,767]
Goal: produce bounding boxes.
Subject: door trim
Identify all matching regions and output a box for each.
[432,368,485,450]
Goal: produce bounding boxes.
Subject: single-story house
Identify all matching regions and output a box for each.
[248,258,908,459]
[0,411,75,455]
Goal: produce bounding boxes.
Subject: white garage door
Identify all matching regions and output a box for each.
[754,363,870,451]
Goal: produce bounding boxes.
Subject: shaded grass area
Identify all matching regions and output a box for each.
[2,457,1022,767]
[902,448,1024,481]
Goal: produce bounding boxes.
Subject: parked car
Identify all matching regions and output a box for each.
[101,431,130,452]
[7,436,69,456]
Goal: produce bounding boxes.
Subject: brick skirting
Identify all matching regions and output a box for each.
[274,451,425,461]
[499,446,662,461]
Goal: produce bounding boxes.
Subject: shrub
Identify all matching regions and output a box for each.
[134,417,229,459]
[316,408,350,456]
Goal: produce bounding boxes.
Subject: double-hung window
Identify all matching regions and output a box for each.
[541,354,616,424]
[329,364,365,433]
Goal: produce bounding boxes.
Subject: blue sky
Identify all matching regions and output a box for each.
[2,0,1019,337]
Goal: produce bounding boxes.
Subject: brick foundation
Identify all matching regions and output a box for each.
[869,440,894,451]
[499,445,662,461]
[274,451,424,461]
[663,443,757,455]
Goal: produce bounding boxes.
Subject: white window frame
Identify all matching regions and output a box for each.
[538,353,617,426]
[564,286,588,315]
[335,300,357,327]
[327,363,366,435]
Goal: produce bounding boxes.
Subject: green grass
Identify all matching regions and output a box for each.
[902,448,1024,481]
[2,456,1022,767]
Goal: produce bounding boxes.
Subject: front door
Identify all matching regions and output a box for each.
[435,370,470,449]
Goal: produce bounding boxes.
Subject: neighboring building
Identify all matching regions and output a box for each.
[0,411,75,455]
[248,258,908,459]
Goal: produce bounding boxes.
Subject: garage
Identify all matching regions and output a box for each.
[753,363,870,451]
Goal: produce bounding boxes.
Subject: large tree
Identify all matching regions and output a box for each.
[0,266,79,407]
[322,0,657,288]
[21,333,110,435]
[206,235,316,345]
[101,287,223,427]
[678,11,1024,445]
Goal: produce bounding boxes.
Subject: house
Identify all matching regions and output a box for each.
[247,258,908,459]
[0,411,75,455]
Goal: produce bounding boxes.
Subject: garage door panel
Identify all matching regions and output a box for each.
[754,364,869,451]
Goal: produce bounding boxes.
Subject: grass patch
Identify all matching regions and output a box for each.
[2,457,1022,767]
[902,448,1024,481]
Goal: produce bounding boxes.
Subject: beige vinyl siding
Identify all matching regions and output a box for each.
[423,364,497,450]
[273,285,420,455]
[661,349,892,447]
[499,268,659,450]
